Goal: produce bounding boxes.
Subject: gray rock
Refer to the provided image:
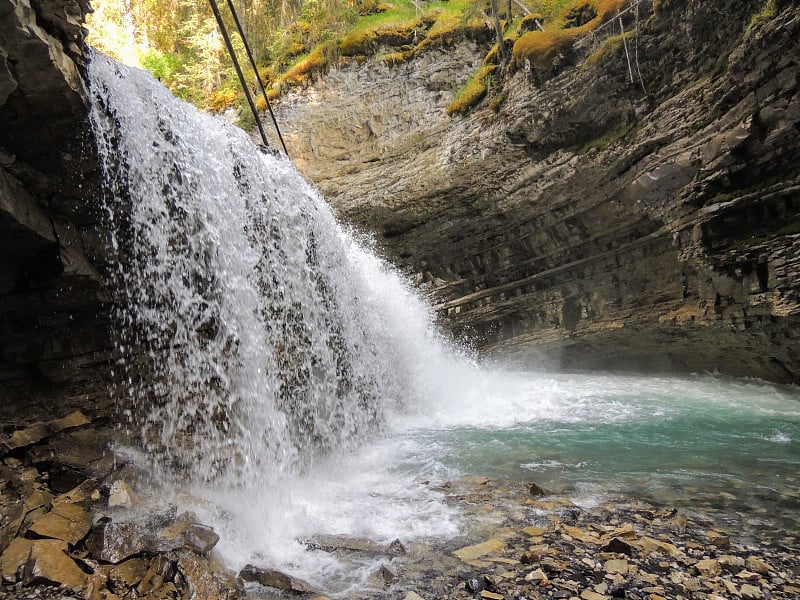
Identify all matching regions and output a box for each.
[238,564,319,594]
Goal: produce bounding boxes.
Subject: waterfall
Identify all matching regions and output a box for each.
[86,50,463,488]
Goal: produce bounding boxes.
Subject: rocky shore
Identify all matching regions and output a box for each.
[1,412,797,600]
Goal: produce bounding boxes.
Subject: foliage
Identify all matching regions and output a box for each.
[745,0,777,38]
[87,0,632,123]
[584,29,634,66]
[512,0,627,65]
[447,64,497,115]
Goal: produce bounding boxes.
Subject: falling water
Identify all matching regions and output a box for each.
[87,50,467,488]
[86,51,800,592]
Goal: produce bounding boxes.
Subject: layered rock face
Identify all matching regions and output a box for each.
[274,0,800,382]
[0,0,112,425]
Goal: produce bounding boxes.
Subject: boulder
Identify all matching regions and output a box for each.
[0,537,33,582]
[87,520,157,564]
[172,550,241,599]
[22,539,87,590]
[238,564,318,594]
[27,501,91,546]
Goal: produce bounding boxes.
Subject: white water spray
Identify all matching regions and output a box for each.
[87,51,469,490]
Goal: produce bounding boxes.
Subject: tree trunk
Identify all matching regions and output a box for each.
[490,0,507,64]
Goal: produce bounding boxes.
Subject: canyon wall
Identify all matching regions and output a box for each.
[0,0,113,426]
[273,0,800,382]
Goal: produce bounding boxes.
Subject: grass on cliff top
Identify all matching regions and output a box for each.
[512,0,628,66]
[249,0,630,119]
[260,0,487,99]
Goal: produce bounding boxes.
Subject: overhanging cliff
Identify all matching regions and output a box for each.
[272,0,800,382]
[0,0,112,424]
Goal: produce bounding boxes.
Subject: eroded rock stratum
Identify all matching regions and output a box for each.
[274,0,800,382]
[0,0,111,425]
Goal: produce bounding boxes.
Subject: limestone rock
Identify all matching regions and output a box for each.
[22,539,87,590]
[273,0,800,384]
[87,520,156,564]
[107,480,138,508]
[745,556,771,575]
[0,537,33,583]
[174,549,241,599]
[28,501,91,546]
[238,564,317,594]
[603,559,629,574]
[159,520,219,555]
[453,539,505,561]
[695,558,722,577]
[306,534,405,556]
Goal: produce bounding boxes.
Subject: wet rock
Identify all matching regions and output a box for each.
[174,549,241,599]
[106,481,138,509]
[368,565,396,587]
[528,482,546,497]
[238,564,318,594]
[106,557,148,592]
[1,425,49,454]
[305,534,405,556]
[159,520,219,555]
[87,520,156,564]
[22,539,87,590]
[135,554,176,596]
[465,577,484,593]
[0,412,91,456]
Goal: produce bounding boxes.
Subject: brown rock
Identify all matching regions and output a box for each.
[107,557,149,591]
[238,564,317,594]
[159,520,219,555]
[603,559,629,574]
[22,539,87,590]
[174,550,240,599]
[87,520,157,564]
[694,558,722,577]
[480,592,503,600]
[453,539,505,561]
[1,538,33,583]
[107,480,139,508]
[740,583,764,599]
[745,556,770,575]
[580,590,609,600]
[28,502,91,545]
[601,537,633,555]
[48,411,91,433]
[2,424,49,453]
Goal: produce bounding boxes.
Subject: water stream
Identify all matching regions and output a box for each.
[87,51,800,593]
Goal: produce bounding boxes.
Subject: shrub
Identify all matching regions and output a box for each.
[447,64,496,115]
[512,0,628,66]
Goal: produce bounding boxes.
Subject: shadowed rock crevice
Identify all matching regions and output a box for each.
[0,0,113,425]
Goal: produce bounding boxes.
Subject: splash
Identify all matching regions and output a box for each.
[87,50,467,487]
